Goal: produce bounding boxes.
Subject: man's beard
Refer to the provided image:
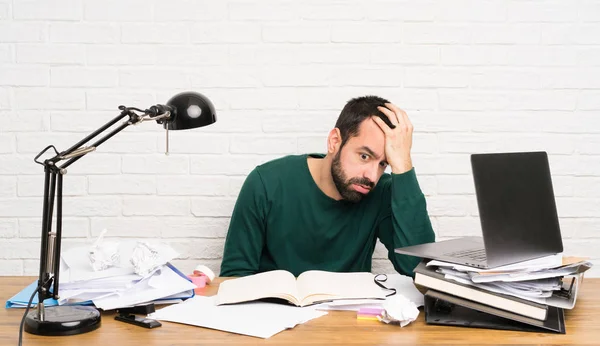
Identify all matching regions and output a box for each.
[331,149,375,203]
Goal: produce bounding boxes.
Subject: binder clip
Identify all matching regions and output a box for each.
[555,277,576,299]
[115,303,162,329]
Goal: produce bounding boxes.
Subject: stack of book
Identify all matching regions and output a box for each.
[413,255,592,333]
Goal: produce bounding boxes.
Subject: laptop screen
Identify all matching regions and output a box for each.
[471,151,564,267]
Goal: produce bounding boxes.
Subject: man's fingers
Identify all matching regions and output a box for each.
[386,103,412,131]
[377,106,399,127]
[401,111,412,129]
[372,116,394,135]
[386,103,403,115]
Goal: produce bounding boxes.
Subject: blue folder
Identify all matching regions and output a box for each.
[6,263,195,309]
[5,280,68,308]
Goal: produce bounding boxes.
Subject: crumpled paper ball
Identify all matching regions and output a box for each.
[130,241,163,276]
[89,229,120,271]
[378,294,420,327]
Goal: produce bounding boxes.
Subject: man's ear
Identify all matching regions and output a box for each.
[327,128,342,154]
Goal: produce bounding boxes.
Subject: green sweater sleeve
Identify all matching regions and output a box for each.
[377,168,435,276]
[219,168,268,277]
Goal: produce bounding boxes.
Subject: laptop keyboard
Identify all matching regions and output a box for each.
[444,248,487,262]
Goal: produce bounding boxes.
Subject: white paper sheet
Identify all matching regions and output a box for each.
[313,273,424,311]
[92,264,196,310]
[57,289,119,305]
[313,299,384,311]
[59,273,141,290]
[525,274,583,309]
[469,262,592,283]
[61,242,137,283]
[427,254,563,273]
[149,296,328,339]
[385,274,425,307]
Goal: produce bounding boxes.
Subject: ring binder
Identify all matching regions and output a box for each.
[424,290,566,334]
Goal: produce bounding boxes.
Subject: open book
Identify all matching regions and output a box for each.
[216,270,387,307]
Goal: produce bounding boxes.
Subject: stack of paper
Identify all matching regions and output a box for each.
[149,296,328,339]
[312,273,425,311]
[90,263,196,310]
[60,241,196,309]
[6,240,196,310]
[427,254,592,309]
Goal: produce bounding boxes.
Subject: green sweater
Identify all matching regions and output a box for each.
[219,154,435,277]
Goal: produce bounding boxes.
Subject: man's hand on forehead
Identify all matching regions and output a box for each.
[371,103,414,174]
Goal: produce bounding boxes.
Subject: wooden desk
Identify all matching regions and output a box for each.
[2,277,599,345]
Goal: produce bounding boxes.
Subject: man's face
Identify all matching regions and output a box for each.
[331,118,388,203]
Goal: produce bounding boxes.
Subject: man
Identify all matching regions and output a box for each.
[219,95,435,277]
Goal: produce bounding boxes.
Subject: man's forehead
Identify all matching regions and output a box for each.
[356,118,386,142]
[346,120,386,159]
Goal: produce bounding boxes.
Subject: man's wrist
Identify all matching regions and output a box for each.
[390,159,413,174]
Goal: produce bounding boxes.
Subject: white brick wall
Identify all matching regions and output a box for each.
[0,0,599,278]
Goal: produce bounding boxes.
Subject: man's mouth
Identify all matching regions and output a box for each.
[352,184,371,194]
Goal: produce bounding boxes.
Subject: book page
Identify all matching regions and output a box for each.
[216,270,300,305]
[296,271,386,306]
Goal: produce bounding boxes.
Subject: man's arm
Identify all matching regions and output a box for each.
[377,169,435,276]
[372,103,434,276]
[219,168,268,277]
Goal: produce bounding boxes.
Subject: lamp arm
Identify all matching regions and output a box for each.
[58,109,135,160]
[59,121,130,170]
[34,106,162,310]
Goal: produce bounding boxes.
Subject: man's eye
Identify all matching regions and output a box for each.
[380,162,388,168]
[360,154,369,160]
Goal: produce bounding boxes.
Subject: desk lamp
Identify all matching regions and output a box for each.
[20,92,217,337]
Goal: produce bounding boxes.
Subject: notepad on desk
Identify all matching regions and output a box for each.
[217,270,386,307]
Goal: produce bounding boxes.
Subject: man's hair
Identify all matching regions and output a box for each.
[334,95,394,147]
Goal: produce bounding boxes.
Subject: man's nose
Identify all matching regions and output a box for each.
[363,164,379,185]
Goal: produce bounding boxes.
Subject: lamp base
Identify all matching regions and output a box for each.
[24,306,101,336]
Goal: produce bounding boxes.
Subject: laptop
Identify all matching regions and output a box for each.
[395,151,564,269]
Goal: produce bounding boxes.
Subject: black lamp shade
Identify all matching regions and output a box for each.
[164,91,217,130]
